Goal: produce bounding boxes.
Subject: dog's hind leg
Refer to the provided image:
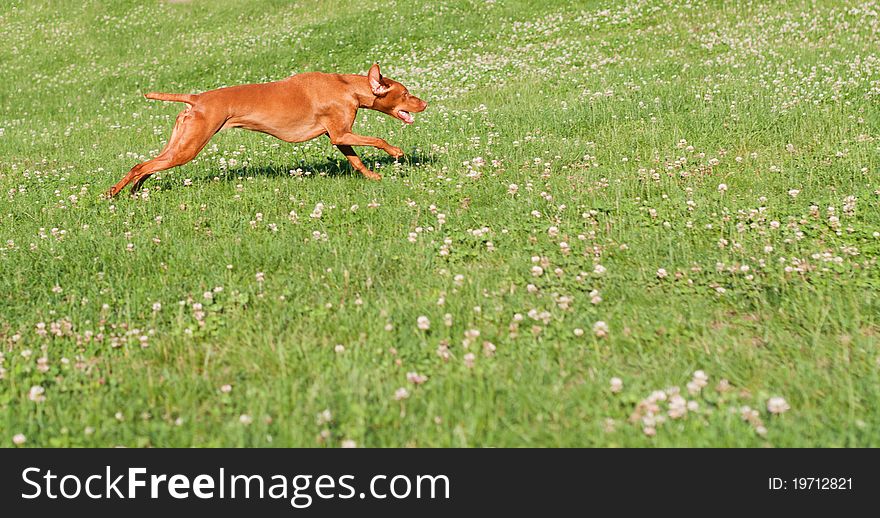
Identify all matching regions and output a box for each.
[107,107,222,197]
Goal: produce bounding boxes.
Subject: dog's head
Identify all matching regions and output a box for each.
[367,63,427,125]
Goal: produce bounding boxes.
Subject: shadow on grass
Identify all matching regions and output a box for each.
[147,151,436,192]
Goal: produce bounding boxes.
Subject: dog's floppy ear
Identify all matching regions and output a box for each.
[368,63,391,96]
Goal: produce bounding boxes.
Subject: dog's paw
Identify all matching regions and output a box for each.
[362,170,382,181]
[388,146,404,159]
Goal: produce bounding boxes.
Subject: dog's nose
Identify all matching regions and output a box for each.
[421,101,429,110]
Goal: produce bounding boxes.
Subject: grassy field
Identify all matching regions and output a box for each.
[1,0,879,447]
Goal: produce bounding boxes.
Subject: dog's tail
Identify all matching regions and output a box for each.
[144,92,198,105]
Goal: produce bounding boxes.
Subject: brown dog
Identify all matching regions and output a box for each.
[107,64,427,196]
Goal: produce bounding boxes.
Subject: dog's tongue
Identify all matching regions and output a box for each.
[399,110,414,124]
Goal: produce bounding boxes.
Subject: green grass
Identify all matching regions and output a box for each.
[1,0,879,447]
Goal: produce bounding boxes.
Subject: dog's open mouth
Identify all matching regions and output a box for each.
[397,110,414,124]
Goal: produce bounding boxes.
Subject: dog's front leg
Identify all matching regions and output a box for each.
[329,131,403,159]
[334,144,381,180]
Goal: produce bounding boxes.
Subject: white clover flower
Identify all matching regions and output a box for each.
[28,385,45,403]
[316,409,332,425]
[417,316,430,330]
[406,372,428,385]
[668,394,687,419]
[767,397,790,415]
[610,377,623,393]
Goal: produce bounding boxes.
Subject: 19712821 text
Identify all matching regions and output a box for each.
[769,478,853,491]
